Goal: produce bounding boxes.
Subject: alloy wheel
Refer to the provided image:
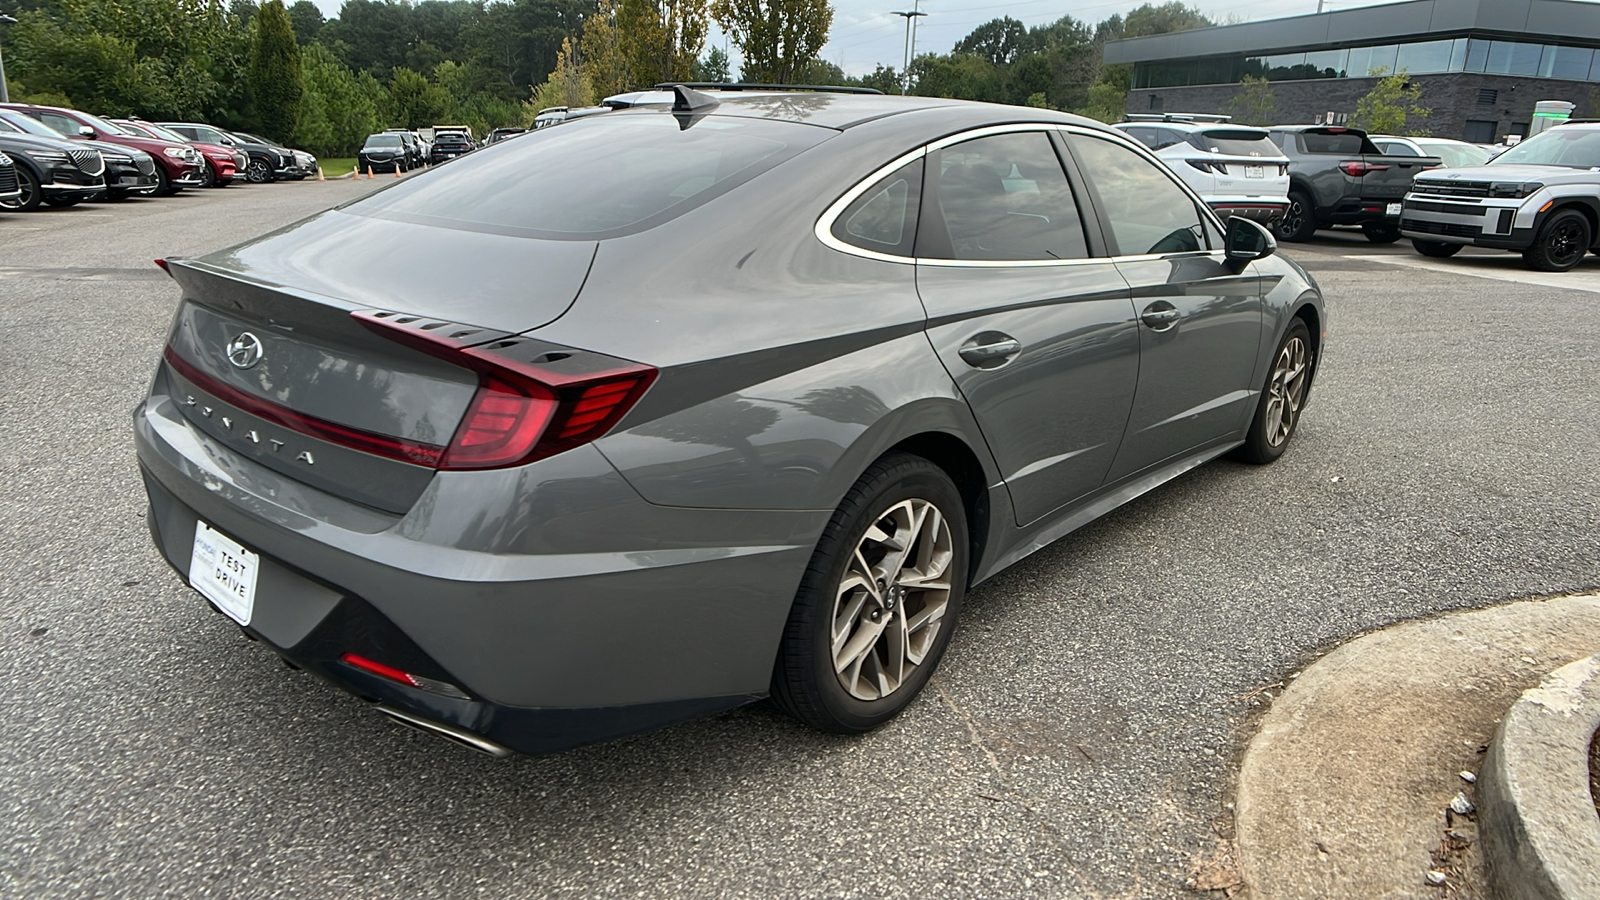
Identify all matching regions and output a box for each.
[245,159,270,183]
[831,498,954,701]
[1263,335,1309,447]
[1548,219,1585,268]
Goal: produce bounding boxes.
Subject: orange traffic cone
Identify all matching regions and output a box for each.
[394,164,402,179]
[366,165,374,179]
[316,166,324,182]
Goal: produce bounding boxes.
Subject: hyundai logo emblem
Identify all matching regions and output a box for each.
[225,332,264,370]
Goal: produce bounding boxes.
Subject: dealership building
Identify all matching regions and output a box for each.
[1103,0,1600,142]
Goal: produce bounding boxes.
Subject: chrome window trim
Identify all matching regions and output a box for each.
[815,121,1232,268]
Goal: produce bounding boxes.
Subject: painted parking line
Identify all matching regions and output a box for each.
[1343,253,1600,294]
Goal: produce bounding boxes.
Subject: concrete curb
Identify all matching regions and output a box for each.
[1479,653,1600,900]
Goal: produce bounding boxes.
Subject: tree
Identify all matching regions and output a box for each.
[384,66,450,128]
[580,0,629,97]
[1227,74,1275,126]
[248,0,304,142]
[1123,1,1210,38]
[296,41,379,156]
[618,0,706,87]
[954,17,1025,67]
[1353,67,1430,135]
[287,0,324,46]
[1075,79,1128,123]
[693,45,730,82]
[531,35,595,109]
[710,0,832,84]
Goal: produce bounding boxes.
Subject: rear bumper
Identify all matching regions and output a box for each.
[1209,200,1288,224]
[132,385,824,754]
[1318,197,1405,225]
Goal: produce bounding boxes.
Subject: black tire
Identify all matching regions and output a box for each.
[771,453,969,733]
[1274,190,1317,242]
[1361,220,1402,244]
[1413,239,1462,258]
[10,166,42,211]
[1522,208,1591,272]
[1234,319,1313,465]
[200,160,218,188]
[42,196,81,208]
[153,164,174,196]
[244,157,273,184]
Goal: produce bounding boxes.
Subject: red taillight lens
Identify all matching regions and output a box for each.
[1337,160,1389,177]
[353,310,657,471]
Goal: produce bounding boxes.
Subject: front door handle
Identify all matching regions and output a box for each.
[958,333,1022,369]
[1140,301,1180,331]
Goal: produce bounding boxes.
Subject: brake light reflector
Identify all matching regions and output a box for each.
[340,652,470,699]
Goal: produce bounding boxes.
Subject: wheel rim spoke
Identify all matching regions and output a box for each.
[830,496,955,701]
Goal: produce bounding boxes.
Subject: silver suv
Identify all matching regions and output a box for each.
[1400,122,1600,271]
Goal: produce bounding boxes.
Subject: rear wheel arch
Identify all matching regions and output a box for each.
[885,431,991,584]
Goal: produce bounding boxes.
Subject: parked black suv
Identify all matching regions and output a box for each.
[358,133,409,174]
[428,130,475,164]
[0,119,106,210]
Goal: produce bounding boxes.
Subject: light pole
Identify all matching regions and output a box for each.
[0,14,15,104]
[891,6,927,95]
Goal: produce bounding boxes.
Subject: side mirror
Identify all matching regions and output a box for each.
[77,125,96,138]
[1226,216,1277,265]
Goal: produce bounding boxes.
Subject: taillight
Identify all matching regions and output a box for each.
[353,309,656,471]
[1338,160,1389,177]
[1186,158,1227,174]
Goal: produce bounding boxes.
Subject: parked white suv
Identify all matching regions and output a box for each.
[1113,114,1291,224]
[1399,122,1600,271]
[1370,135,1492,169]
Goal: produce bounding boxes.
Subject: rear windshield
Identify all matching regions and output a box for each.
[1491,128,1600,168]
[349,113,825,240]
[1298,130,1379,155]
[365,135,402,148]
[1197,129,1281,157]
[435,133,469,143]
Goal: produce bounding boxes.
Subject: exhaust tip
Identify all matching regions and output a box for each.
[375,705,513,758]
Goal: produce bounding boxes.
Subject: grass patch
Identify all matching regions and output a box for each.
[319,157,358,176]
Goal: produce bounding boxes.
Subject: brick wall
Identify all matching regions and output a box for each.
[1127,73,1599,140]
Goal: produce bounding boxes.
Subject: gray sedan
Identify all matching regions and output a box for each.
[134,87,1325,756]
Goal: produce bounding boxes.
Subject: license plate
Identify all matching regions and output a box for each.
[189,521,258,626]
[1386,202,1403,216]
[1245,165,1264,178]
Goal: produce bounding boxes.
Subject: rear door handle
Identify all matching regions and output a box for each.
[1140,301,1180,331]
[958,333,1022,369]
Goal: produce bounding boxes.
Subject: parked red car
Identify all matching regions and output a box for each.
[0,102,204,195]
[112,118,239,188]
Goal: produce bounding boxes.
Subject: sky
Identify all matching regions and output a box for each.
[305,0,1400,78]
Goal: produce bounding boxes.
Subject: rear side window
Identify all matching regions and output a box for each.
[351,115,825,240]
[1197,129,1281,157]
[917,131,1089,262]
[1376,141,1421,157]
[831,158,922,257]
[1299,131,1379,154]
[1068,134,1208,257]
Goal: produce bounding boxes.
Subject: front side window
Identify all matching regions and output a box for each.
[917,130,1089,262]
[831,158,922,257]
[39,112,81,136]
[1068,134,1208,257]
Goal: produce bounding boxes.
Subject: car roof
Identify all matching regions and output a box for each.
[1113,120,1267,134]
[590,89,1093,131]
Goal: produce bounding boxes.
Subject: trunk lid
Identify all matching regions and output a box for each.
[1355,153,1441,200]
[159,210,599,512]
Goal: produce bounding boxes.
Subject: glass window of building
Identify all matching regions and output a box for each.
[1303,49,1348,78]
[1347,44,1398,76]
[1486,41,1543,75]
[1396,40,1454,74]
[1540,45,1593,80]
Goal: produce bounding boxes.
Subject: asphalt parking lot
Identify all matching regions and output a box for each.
[1,182,1597,899]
